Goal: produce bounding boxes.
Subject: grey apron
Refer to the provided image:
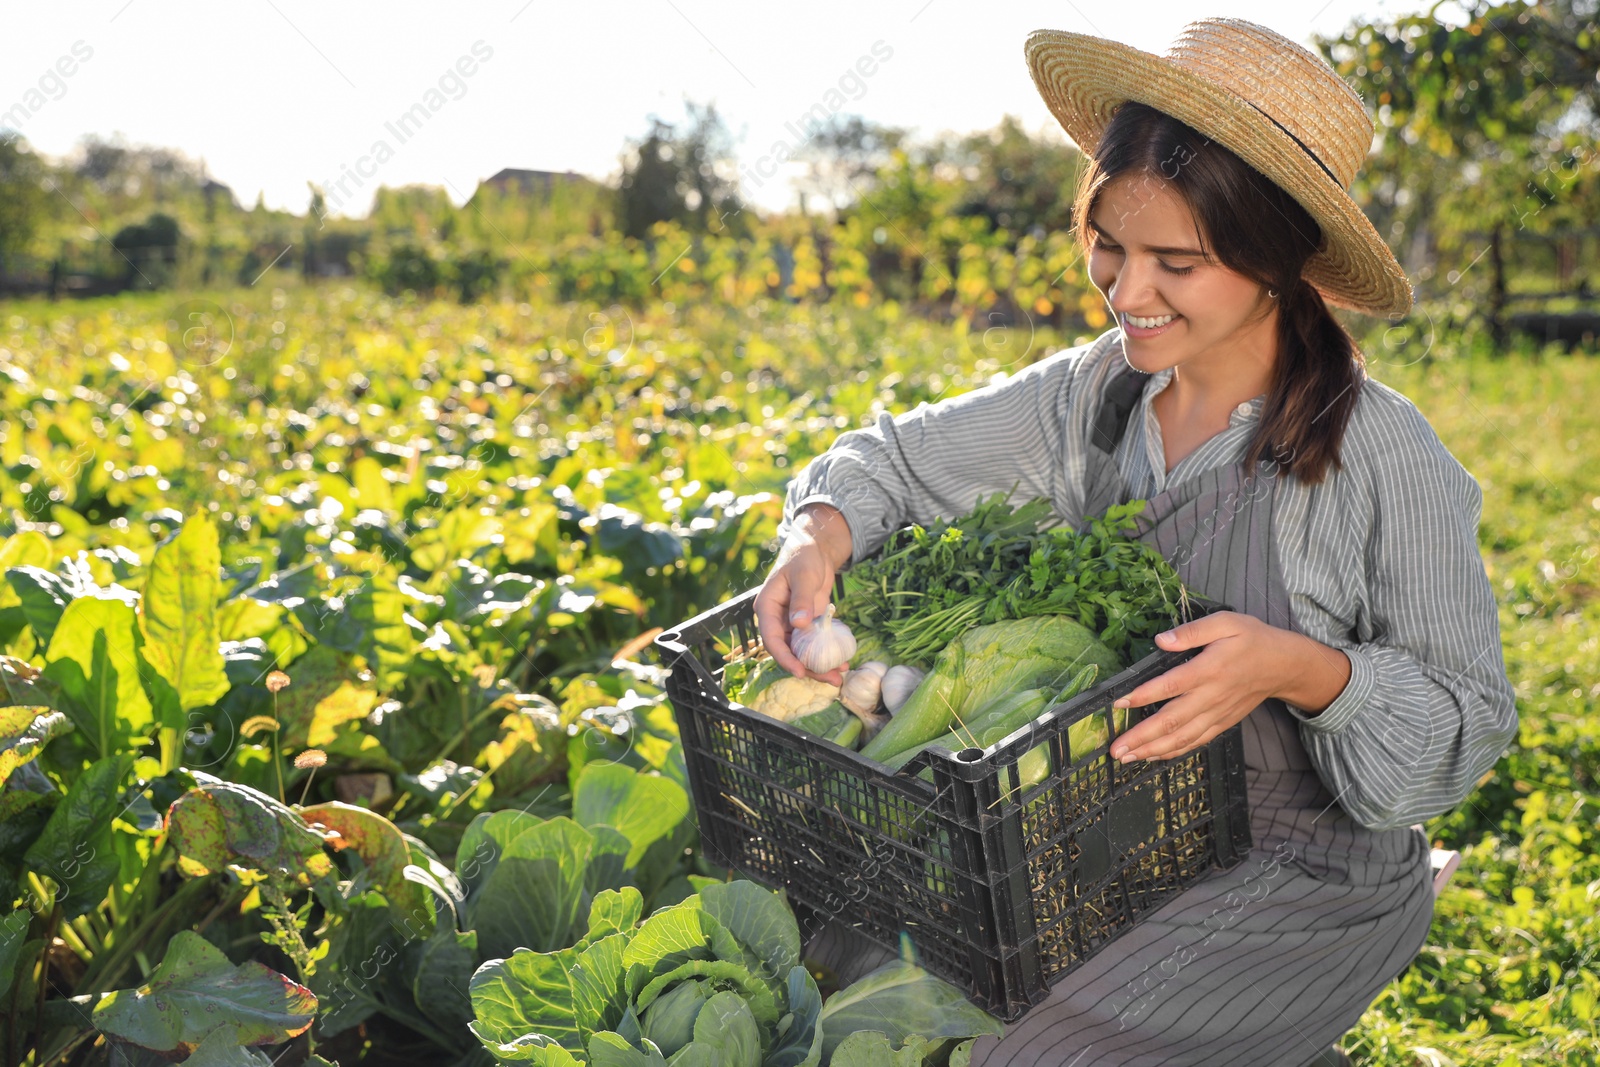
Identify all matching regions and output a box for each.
[804,362,1436,1066]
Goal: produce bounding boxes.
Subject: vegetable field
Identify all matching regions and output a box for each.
[0,284,1596,1066]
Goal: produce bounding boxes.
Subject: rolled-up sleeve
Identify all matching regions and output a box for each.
[1286,389,1518,831]
[774,341,1100,568]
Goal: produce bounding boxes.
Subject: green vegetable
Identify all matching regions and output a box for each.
[791,701,864,749]
[837,491,1191,666]
[995,665,1100,740]
[447,760,693,968]
[879,688,1054,772]
[882,664,1103,790]
[468,880,1003,1066]
[964,686,1059,741]
[1007,665,1104,797]
[90,930,316,1052]
[791,700,849,736]
[817,959,1005,1064]
[859,616,1122,764]
[720,654,760,701]
[640,977,711,1057]
[829,715,864,749]
[469,881,805,1066]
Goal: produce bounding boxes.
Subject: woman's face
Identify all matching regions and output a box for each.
[1086,169,1276,378]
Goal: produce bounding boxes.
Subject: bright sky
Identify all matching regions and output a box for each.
[2,0,1458,219]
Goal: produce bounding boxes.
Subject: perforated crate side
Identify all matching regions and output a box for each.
[924,620,1252,1016]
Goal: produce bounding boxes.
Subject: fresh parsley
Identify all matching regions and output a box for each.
[836,489,1194,668]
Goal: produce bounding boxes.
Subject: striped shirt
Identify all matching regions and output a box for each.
[776,327,1518,832]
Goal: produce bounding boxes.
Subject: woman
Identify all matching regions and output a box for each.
[753,17,1518,1067]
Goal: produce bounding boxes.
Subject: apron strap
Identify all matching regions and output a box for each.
[1089,362,1151,455]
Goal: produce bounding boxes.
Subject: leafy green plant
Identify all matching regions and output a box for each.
[468,879,1003,1067]
[0,269,1597,1065]
[91,931,316,1060]
[837,493,1190,668]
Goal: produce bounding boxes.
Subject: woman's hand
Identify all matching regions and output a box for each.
[753,503,855,687]
[1107,612,1352,763]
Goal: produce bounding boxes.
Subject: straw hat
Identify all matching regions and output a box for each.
[1024,17,1412,318]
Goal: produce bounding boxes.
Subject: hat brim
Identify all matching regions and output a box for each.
[1025,28,1412,319]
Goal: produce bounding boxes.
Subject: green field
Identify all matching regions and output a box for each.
[1,284,1596,1065]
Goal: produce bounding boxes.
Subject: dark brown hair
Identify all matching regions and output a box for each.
[1071,100,1365,485]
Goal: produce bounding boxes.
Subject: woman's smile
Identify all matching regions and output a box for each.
[1122,312,1183,337]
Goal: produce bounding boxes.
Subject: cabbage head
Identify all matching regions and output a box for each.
[469,880,824,1067]
[468,879,1004,1066]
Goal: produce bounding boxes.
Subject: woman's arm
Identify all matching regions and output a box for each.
[774,336,1110,568]
[787,501,854,573]
[1286,396,1519,832]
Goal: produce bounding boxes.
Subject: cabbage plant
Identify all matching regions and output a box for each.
[468,879,1003,1066]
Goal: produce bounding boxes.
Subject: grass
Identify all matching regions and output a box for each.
[1349,336,1600,1065]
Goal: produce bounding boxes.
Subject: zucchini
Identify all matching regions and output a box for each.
[858,617,1120,763]
[885,664,1103,793]
[877,688,1054,772]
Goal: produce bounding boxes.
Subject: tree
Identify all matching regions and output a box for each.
[73,134,208,206]
[1318,0,1600,339]
[110,212,180,289]
[790,113,908,219]
[617,101,748,241]
[304,184,326,281]
[618,117,686,241]
[369,185,457,240]
[75,135,130,191]
[0,133,48,276]
[828,118,1084,244]
[946,115,1084,241]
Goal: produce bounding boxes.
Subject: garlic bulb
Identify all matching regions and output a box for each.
[839,662,888,716]
[880,665,927,714]
[789,603,857,673]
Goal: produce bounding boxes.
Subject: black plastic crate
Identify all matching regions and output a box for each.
[653,581,1251,1022]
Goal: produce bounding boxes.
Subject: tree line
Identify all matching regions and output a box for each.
[0,0,1594,345]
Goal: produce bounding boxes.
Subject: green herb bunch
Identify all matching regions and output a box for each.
[837,490,1193,667]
